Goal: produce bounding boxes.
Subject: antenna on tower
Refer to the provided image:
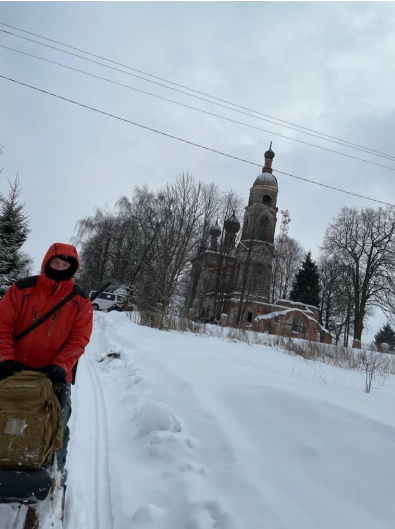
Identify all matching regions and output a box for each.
[279,209,291,246]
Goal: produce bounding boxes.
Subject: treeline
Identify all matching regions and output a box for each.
[272,206,395,346]
[75,172,395,347]
[74,173,244,320]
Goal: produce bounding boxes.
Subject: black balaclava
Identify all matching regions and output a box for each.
[45,255,78,282]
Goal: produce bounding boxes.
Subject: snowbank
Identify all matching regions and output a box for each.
[62,312,395,529]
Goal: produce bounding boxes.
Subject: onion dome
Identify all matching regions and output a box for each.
[224,211,240,234]
[253,141,278,187]
[253,172,278,188]
[209,221,221,238]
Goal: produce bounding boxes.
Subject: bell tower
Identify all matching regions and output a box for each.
[241,142,278,243]
[235,144,279,302]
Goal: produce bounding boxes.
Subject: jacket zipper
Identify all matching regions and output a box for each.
[52,282,59,295]
[33,310,37,323]
[48,314,58,336]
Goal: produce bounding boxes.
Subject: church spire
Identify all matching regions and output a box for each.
[262,142,275,173]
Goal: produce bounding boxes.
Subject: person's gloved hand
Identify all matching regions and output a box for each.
[41,364,67,384]
[0,360,23,381]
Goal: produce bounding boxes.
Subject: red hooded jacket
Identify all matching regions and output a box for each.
[0,243,93,382]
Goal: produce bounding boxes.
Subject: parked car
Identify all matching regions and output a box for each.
[89,291,128,311]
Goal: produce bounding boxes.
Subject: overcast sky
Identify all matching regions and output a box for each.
[1,2,395,341]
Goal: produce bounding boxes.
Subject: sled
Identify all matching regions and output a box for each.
[0,467,66,528]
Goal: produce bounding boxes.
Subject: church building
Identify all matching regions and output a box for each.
[188,145,332,344]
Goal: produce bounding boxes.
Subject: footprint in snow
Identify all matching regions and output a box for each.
[135,402,182,436]
[162,460,208,477]
[101,358,123,371]
[131,504,163,525]
[149,431,194,449]
[186,501,236,529]
[148,431,194,460]
[127,371,146,388]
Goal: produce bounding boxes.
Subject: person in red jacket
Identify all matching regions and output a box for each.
[0,242,93,478]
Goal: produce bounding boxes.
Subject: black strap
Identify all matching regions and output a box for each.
[14,280,112,385]
[14,286,80,344]
[14,281,112,345]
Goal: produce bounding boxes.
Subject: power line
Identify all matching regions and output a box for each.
[1,73,393,208]
[1,24,395,164]
[2,43,395,174]
[2,21,394,161]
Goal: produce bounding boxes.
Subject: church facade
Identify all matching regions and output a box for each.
[187,145,332,344]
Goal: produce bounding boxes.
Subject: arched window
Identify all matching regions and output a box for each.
[263,195,272,205]
[259,216,270,240]
[292,317,305,334]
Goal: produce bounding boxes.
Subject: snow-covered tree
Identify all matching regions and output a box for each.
[0,175,31,296]
[374,323,395,352]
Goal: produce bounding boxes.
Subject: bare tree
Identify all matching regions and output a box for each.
[73,207,118,289]
[185,182,221,313]
[318,253,355,345]
[271,235,304,302]
[234,210,273,326]
[132,174,226,320]
[321,206,395,346]
[113,195,162,289]
[359,349,391,393]
[211,190,244,320]
[73,173,252,325]
[234,239,257,326]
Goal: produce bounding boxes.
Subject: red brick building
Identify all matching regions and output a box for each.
[187,145,332,344]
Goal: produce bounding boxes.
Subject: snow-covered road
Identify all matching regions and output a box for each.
[29,311,395,529]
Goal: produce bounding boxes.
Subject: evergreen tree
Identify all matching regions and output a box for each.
[0,175,31,297]
[374,323,395,351]
[290,251,320,307]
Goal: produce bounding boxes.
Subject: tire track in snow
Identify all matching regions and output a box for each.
[85,348,115,529]
[82,358,100,529]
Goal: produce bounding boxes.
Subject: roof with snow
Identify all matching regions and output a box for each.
[277,299,318,310]
[255,307,329,334]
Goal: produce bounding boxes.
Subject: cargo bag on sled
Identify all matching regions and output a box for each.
[0,371,63,470]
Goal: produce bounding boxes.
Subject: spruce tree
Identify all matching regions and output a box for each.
[0,175,30,297]
[374,323,395,351]
[290,251,320,307]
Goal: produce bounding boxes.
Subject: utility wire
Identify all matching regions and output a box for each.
[1,21,393,160]
[1,73,394,208]
[1,24,395,163]
[2,43,395,174]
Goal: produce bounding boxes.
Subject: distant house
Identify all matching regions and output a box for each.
[253,299,331,343]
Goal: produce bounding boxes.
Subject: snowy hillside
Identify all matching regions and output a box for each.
[6,311,393,529]
[66,311,395,529]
